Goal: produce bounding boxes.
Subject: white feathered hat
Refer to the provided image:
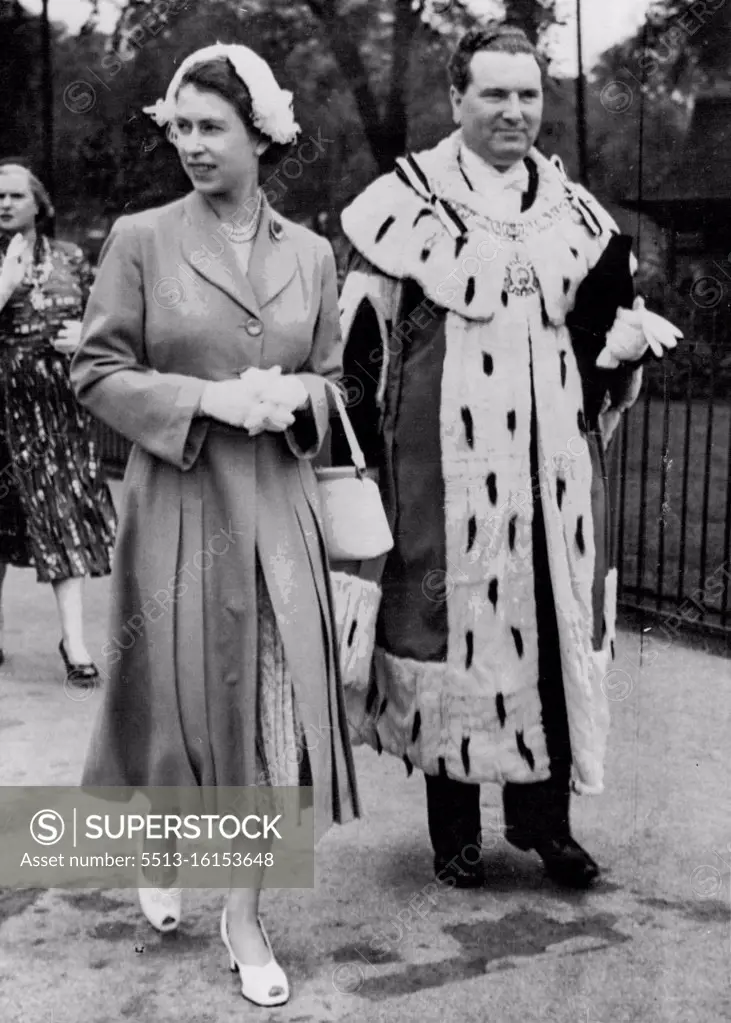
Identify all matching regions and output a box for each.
[143,42,300,145]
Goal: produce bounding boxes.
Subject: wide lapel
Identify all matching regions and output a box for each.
[180,191,260,316]
[247,199,298,309]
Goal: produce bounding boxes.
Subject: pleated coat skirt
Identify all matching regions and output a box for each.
[71,193,360,835]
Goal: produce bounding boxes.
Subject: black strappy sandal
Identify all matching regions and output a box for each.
[59,639,99,685]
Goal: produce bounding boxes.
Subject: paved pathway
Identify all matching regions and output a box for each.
[0,483,729,1022]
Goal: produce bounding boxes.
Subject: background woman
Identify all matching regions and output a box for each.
[71,44,359,1008]
[0,161,116,681]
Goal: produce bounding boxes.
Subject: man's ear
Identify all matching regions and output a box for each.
[449,84,463,125]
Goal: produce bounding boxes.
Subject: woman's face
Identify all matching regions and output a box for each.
[173,85,267,200]
[0,168,39,235]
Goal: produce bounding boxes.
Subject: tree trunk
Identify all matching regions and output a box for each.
[307,0,418,175]
[503,0,544,44]
[380,0,419,167]
[321,15,394,173]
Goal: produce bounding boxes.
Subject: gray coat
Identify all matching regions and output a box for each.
[71,191,360,831]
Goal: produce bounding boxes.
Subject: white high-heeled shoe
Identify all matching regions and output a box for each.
[220,906,290,1007]
[137,882,182,933]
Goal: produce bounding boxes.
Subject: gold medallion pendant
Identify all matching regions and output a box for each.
[504,256,539,296]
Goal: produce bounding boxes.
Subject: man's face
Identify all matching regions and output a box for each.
[450,50,543,169]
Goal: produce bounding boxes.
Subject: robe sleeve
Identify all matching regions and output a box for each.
[330,248,398,469]
[285,239,344,459]
[70,216,209,471]
[565,229,643,448]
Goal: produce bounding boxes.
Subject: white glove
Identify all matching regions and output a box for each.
[239,365,283,391]
[200,374,272,427]
[244,399,296,435]
[596,297,682,369]
[51,319,83,355]
[239,365,308,436]
[265,373,309,413]
[242,365,308,413]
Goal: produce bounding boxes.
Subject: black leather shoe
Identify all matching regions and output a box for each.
[434,855,486,889]
[508,833,600,889]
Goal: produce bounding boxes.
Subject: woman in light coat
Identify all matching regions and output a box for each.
[71,44,359,1008]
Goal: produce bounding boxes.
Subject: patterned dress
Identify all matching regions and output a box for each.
[0,233,116,582]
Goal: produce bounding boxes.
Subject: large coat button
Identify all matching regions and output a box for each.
[245,318,263,336]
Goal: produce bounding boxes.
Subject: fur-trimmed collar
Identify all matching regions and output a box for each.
[340,131,617,323]
[413,131,567,221]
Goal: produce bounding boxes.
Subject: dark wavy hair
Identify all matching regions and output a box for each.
[448,25,543,94]
[0,159,55,234]
[177,57,292,166]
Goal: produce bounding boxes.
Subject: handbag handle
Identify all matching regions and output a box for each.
[325,379,367,475]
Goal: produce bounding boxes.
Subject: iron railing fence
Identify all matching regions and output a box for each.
[610,285,731,637]
[97,298,731,636]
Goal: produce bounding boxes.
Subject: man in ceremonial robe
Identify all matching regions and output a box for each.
[335,25,678,888]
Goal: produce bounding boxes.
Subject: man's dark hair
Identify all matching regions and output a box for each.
[448,24,542,94]
[177,56,291,164]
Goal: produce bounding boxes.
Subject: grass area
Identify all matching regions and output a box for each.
[613,396,731,623]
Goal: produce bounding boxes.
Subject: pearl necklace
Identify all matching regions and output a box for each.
[219,191,263,244]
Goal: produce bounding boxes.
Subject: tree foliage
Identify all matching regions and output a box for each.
[583,0,731,210]
[14,0,728,256]
[594,0,731,102]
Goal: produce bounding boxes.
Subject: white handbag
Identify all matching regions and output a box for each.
[315,381,394,562]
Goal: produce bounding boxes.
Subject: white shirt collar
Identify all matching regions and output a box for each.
[458,141,530,197]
